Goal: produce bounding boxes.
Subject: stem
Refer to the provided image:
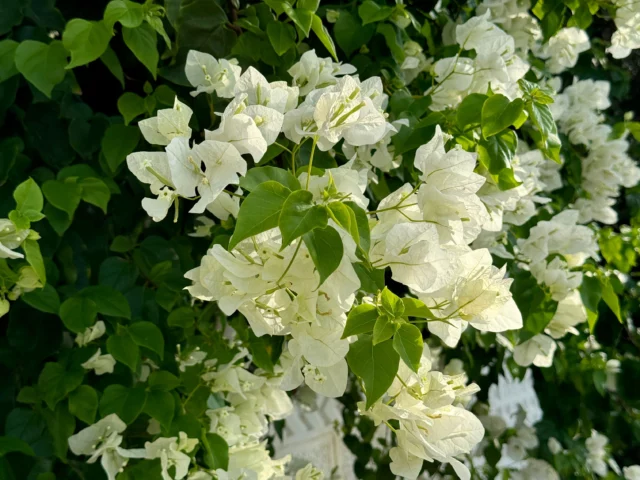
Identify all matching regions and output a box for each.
[274,141,293,154]
[305,136,319,190]
[276,240,303,285]
[224,189,244,198]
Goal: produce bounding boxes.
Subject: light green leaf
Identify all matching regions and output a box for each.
[266,22,296,56]
[342,303,379,338]
[282,4,312,36]
[346,335,399,409]
[311,14,338,62]
[104,0,145,29]
[279,190,328,248]
[13,178,43,215]
[99,385,147,424]
[239,166,301,192]
[23,239,46,284]
[102,124,141,171]
[380,287,404,317]
[123,23,159,78]
[401,297,434,319]
[128,321,165,359]
[393,323,423,373]
[303,225,343,285]
[358,0,394,24]
[68,385,98,424]
[107,331,140,371]
[14,40,68,97]
[100,46,125,87]
[481,94,524,138]
[229,181,291,250]
[601,277,622,323]
[63,19,112,69]
[373,315,397,345]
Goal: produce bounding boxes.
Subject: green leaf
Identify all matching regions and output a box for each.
[14,40,68,97]
[266,22,296,56]
[344,201,370,253]
[101,124,141,171]
[334,10,374,56]
[104,0,145,29]
[600,276,622,323]
[100,46,125,87]
[282,4,313,36]
[354,263,385,294]
[43,179,82,218]
[13,178,43,215]
[202,433,229,470]
[23,239,46,284]
[123,23,159,78]
[481,95,524,138]
[373,315,397,345]
[176,0,233,58]
[110,235,136,253]
[0,137,23,187]
[63,19,112,69]
[376,23,404,63]
[456,93,487,128]
[79,285,131,318]
[68,385,98,424]
[0,436,34,457]
[311,14,338,61]
[580,275,601,332]
[303,226,343,285]
[107,331,140,371]
[79,177,111,214]
[478,129,518,176]
[38,362,84,410]
[144,390,175,429]
[279,190,328,248]
[358,0,394,24]
[229,181,291,250]
[346,335,399,409]
[393,323,423,373]
[0,39,19,83]
[342,303,379,338]
[99,385,147,424]
[42,403,75,460]
[118,92,146,125]
[21,284,60,314]
[128,321,165,359]
[380,287,404,317]
[239,166,301,192]
[59,296,98,333]
[148,371,181,391]
[401,297,434,319]
[526,100,561,163]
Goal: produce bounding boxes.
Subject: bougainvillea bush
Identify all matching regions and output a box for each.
[1,0,640,478]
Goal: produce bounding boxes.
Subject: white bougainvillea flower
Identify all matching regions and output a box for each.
[126,151,178,221]
[68,414,145,480]
[234,66,299,114]
[456,11,515,57]
[205,112,267,163]
[294,463,324,480]
[545,290,587,338]
[144,433,198,480]
[288,49,356,96]
[75,321,107,347]
[537,27,590,73]
[81,348,116,375]
[185,50,241,98]
[166,137,246,213]
[0,219,28,259]
[206,188,241,221]
[624,465,640,480]
[299,159,370,209]
[513,334,557,367]
[510,459,560,480]
[138,97,193,146]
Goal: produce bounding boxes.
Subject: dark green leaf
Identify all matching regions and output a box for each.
[303,226,343,285]
[68,385,98,424]
[99,385,147,424]
[279,189,328,248]
[128,321,165,359]
[59,296,98,333]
